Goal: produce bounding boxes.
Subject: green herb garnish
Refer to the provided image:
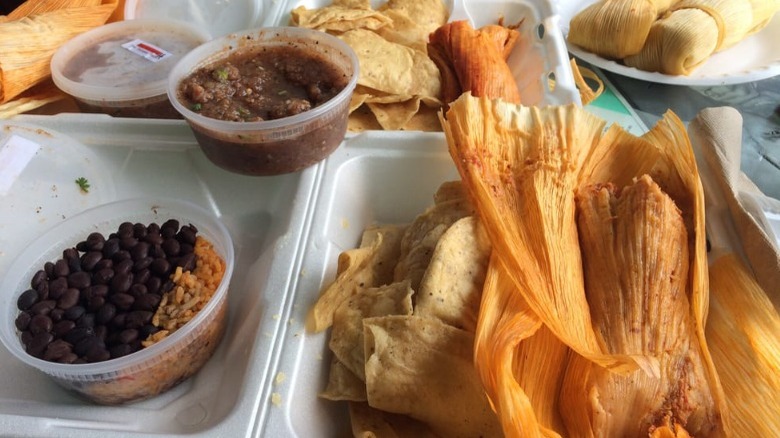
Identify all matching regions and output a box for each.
[212,67,229,82]
[191,103,202,111]
[75,177,90,193]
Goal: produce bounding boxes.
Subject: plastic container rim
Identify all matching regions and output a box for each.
[167,26,360,134]
[50,19,212,102]
[0,197,235,378]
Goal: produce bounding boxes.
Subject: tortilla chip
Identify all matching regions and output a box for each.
[320,358,368,402]
[307,225,406,332]
[374,9,430,53]
[401,105,443,132]
[334,0,371,8]
[416,216,491,332]
[349,402,440,438]
[348,105,384,132]
[0,80,65,118]
[350,92,369,113]
[291,5,392,33]
[366,99,420,130]
[329,280,414,381]
[394,188,475,290]
[363,315,503,438]
[378,0,449,36]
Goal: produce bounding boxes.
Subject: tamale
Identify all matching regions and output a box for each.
[624,0,778,75]
[707,254,780,436]
[567,0,671,59]
[559,176,721,437]
[428,20,521,105]
[0,0,118,103]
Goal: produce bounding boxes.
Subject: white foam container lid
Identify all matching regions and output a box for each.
[0,0,589,436]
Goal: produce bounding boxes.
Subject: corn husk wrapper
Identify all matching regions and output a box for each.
[440,93,729,437]
[624,0,780,75]
[0,0,118,103]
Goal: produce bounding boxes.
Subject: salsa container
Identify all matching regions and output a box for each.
[0,0,649,435]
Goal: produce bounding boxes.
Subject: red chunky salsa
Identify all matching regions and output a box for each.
[178,45,349,122]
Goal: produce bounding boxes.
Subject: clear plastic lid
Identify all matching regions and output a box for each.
[51,19,210,102]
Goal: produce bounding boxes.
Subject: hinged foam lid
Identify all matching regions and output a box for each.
[51,19,210,102]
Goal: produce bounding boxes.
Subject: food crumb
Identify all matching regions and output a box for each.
[272,314,280,320]
[271,392,282,406]
[288,318,295,325]
[341,218,349,229]
[275,372,286,385]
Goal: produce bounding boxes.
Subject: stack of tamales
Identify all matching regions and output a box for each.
[439,93,780,436]
[567,0,780,75]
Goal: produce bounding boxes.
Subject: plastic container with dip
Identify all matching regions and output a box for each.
[50,19,210,119]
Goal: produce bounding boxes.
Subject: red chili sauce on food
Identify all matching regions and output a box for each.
[178,45,348,122]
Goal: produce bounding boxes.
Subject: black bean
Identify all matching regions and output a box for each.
[67,255,82,273]
[179,243,194,256]
[161,238,180,256]
[57,288,80,310]
[86,232,106,251]
[30,300,56,315]
[53,319,76,338]
[85,284,109,299]
[21,331,33,347]
[125,311,153,329]
[133,257,153,272]
[86,296,106,312]
[177,226,197,245]
[118,328,139,344]
[15,312,31,331]
[57,352,79,364]
[96,303,116,325]
[44,261,55,278]
[63,326,92,344]
[130,241,150,261]
[17,289,39,310]
[161,279,174,294]
[147,223,160,235]
[109,343,133,359]
[129,283,148,298]
[140,324,159,339]
[180,253,196,272]
[50,308,64,322]
[27,332,54,358]
[94,324,107,341]
[48,277,67,300]
[35,279,49,299]
[112,250,131,264]
[63,305,85,321]
[110,293,135,310]
[120,236,138,250]
[150,258,171,276]
[102,238,120,259]
[146,277,162,294]
[62,247,79,263]
[54,259,70,277]
[29,314,53,335]
[76,312,96,329]
[74,336,100,356]
[111,312,127,329]
[81,251,103,271]
[67,271,91,289]
[118,222,134,238]
[134,293,161,311]
[111,272,133,294]
[133,223,148,239]
[94,258,113,271]
[114,258,134,276]
[31,270,47,290]
[161,219,179,237]
[93,268,114,285]
[134,268,150,286]
[76,240,89,252]
[43,339,72,361]
[144,233,164,246]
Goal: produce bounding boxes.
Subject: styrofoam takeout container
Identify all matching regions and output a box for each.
[51,19,210,119]
[0,197,235,405]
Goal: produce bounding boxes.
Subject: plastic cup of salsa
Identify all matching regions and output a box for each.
[167,27,359,176]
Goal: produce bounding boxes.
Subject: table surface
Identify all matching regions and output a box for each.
[604,72,780,200]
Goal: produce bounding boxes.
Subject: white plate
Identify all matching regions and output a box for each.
[557,0,780,86]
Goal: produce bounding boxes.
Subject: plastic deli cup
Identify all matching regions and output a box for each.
[0,198,234,405]
[167,27,359,176]
[51,19,210,119]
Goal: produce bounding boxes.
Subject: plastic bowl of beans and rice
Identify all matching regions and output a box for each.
[0,198,234,405]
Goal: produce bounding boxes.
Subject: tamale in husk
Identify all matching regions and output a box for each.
[0,0,118,103]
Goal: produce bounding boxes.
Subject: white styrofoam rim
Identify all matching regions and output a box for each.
[50,19,211,102]
[0,197,235,379]
[167,26,359,134]
[558,0,780,85]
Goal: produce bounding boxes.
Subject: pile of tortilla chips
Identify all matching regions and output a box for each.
[308,181,503,437]
[291,0,447,131]
[0,0,121,118]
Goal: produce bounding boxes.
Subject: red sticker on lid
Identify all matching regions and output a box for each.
[121,39,172,62]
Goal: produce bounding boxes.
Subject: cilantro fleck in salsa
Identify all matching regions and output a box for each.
[177,45,349,122]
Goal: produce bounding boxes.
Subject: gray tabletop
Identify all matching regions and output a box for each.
[602,72,780,200]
